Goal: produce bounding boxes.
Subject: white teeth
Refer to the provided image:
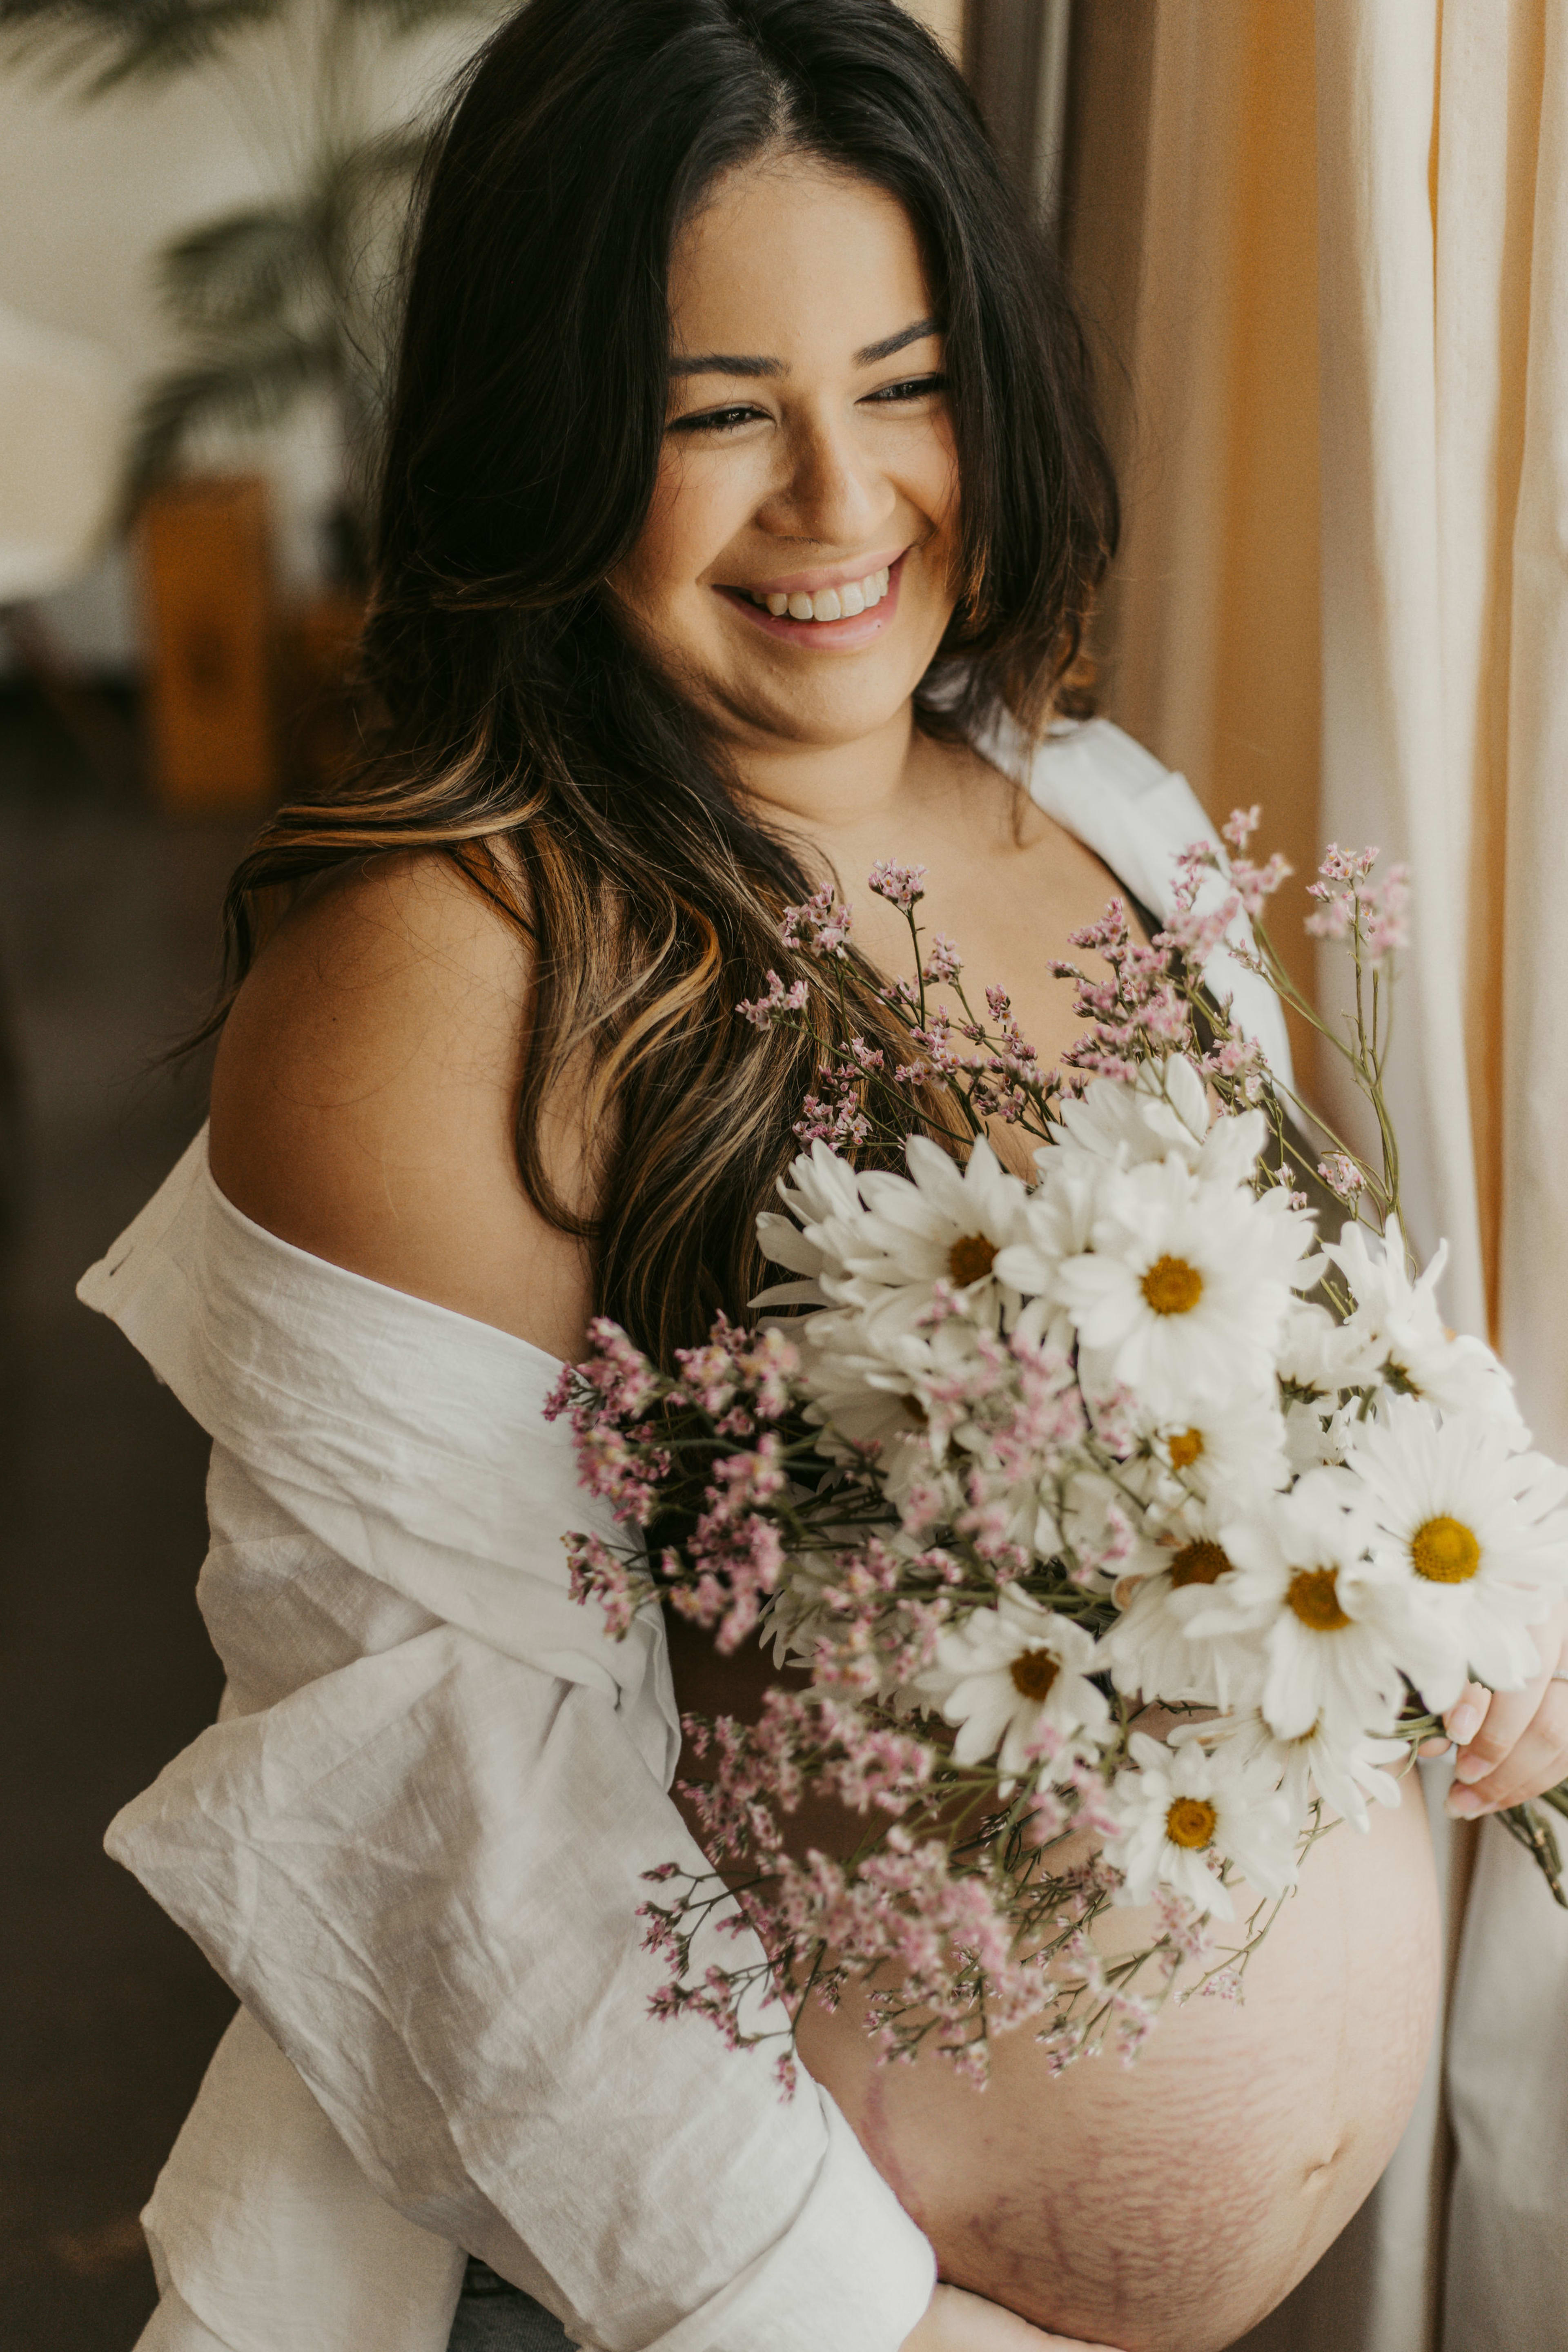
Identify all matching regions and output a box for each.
[749,562,894,622]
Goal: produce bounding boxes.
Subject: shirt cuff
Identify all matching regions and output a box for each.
[632,2091,935,2352]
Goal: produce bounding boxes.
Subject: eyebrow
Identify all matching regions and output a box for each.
[668,315,941,379]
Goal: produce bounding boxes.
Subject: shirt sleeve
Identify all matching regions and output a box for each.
[107,1615,936,2352]
[84,1138,935,2352]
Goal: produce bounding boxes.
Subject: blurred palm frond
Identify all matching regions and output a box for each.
[160,205,317,332]
[1,0,503,543]
[1,0,496,89]
[339,0,502,33]
[121,328,343,520]
[158,127,426,334]
[0,0,283,93]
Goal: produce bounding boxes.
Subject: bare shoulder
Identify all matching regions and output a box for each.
[209,848,592,1359]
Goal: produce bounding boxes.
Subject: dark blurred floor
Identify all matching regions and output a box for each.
[0,691,251,2351]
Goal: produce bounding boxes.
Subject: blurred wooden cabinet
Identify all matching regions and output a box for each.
[278,586,367,794]
[139,473,276,813]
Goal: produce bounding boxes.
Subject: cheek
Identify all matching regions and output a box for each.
[921,422,963,552]
[617,453,737,626]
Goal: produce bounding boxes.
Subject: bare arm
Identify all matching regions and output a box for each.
[209,850,591,1361]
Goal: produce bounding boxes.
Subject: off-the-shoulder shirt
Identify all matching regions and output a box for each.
[84,719,1291,2352]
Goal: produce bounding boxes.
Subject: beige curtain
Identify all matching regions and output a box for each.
[1060,0,1323,1071]
[1062,3,1568,2348]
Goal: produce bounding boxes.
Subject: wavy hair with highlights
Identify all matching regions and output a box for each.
[211,0,1117,1368]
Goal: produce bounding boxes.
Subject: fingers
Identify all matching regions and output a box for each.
[1443,1682,1490,1751]
[1447,1681,1568,1815]
[1451,1677,1538,1790]
[1444,1606,1568,1816]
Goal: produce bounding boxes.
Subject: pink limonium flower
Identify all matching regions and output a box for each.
[738,970,811,1028]
[867,859,928,912]
[782,886,853,959]
[1318,1154,1367,1203]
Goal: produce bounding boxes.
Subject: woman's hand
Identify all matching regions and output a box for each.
[1443,1599,1568,1817]
[901,2281,1126,2352]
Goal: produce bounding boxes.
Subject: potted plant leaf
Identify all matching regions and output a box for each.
[1,0,502,793]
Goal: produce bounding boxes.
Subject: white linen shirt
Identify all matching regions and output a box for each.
[85,720,1290,2352]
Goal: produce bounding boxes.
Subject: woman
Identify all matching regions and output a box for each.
[84,6,1565,2351]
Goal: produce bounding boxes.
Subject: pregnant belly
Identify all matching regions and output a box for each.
[795,1781,1440,2352]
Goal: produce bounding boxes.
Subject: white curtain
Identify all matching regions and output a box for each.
[1314,4,1568,2349]
[1076,4,1568,2345]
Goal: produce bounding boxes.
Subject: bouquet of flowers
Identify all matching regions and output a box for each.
[547,815,1568,2087]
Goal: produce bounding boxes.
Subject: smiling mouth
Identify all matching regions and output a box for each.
[735,561,893,625]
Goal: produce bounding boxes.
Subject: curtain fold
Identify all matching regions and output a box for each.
[1063,4,1568,2347]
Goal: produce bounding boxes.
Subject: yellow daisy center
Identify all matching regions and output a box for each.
[1141,1254,1205,1316]
[1168,1427,1206,1471]
[1287,1566,1352,1631]
[949,1233,998,1286]
[1166,1795,1218,1850]
[1009,1648,1060,1702]
[1410,1515,1481,1584]
[1169,1539,1232,1588]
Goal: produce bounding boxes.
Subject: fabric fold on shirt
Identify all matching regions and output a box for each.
[78,1138,678,1786]
[987,710,1296,1082]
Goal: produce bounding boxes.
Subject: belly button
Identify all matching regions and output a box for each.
[1302,2140,1350,2189]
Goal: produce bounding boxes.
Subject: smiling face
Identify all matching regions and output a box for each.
[608,151,962,760]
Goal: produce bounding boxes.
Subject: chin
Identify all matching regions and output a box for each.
[718,648,943,751]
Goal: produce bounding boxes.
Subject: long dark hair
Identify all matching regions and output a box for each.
[215,0,1117,1366]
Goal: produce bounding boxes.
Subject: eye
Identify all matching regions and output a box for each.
[864,372,949,405]
[667,403,768,436]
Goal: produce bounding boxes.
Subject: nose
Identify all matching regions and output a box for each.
[755,407,895,548]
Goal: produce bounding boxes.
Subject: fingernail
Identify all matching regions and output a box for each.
[1453,1751,1492,1784]
[1447,1787,1486,1818]
[1448,1702,1483,1746]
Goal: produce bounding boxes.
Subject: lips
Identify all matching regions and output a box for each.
[717,551,907,647]
[744,563,892,624]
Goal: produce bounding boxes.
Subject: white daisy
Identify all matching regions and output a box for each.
[1046,1057,1211,1170]
[1189,1472,1455,1735]
[1100,1502,1263,1711]
[755,1139,868,1307]
[991,1152,1101,1303]
[1104,1730,1297,1920]
[1282,1394,1352,1473]
[757,1135,1029,1326]
[914,1589,1109,1779]
[1134,1391,1292,1512]
[1052,1155,1314,1421]
[1323,1221,1523,1426]
[1171,1709,1409,1835]
[797,1296,978,1457]
[1344,1398,1568,1699]
[1055,1464,1163,1588]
